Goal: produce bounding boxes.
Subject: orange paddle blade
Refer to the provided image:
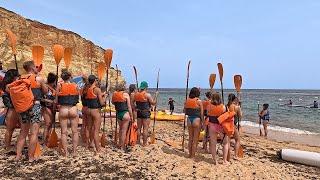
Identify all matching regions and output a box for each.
[209,73,216,89]
[97,62,106,80]
[104,49,113,68]
[6,29,17,55]
[150,132,156,144]
[47,130,58,148]
[34,142,42,158]
[101,133,107,148]
[217,63,224,81]
[32,45,44,66]
[238,145,244,158]
[234,75,242,92]
[53,44,64,65]
[64,47,72,69]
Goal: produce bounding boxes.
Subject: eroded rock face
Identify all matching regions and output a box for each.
[0,7,125,88]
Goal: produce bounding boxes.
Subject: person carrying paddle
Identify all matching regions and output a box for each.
[2,69,20,151]
[202,91,211,152]
[56,69,80,157]
[259,104,270,138]
[129,84,137,122]
[42,72,57,146]
[85,75,106,154]
[184,87,204,158]
[112,84,133,149]
[207,92,229,165]
[15,61,47,162]
[133,81,158,146]
[227,94,242,160]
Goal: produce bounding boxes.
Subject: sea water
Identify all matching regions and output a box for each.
[149,89,320,135]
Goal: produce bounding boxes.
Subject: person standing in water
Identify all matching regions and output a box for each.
[168,97,175,115]
[184,87,204,158]
[112,84,133,149]
[133,81,158,146]
[313,101,318,108]
[259,104,270,138]
[56,69,80,157]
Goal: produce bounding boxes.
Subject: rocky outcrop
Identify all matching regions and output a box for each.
[0,7,125,88]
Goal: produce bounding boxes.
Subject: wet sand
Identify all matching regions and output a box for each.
[0,120,319,179]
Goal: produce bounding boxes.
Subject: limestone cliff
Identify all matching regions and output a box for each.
[0,7,125,89]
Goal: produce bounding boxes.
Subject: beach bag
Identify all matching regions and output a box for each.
[125,123,138,146]
[8,78,34,113]
[218,108,236,136]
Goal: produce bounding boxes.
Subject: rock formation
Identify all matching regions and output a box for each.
[0,7,125,89]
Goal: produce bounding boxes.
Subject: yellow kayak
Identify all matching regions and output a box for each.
[150,111,184,121]
[101,106,116,113]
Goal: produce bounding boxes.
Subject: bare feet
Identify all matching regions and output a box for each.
[15,155,23,161]
[222,161,230,165]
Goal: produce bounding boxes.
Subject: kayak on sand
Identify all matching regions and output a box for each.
[150,111,184,121]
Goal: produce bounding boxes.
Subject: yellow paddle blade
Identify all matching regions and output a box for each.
[97,62,106,80]
[209,73,216,89]
[217,63,224,81]
[234,75,242,92]
[101,133,107,148]
[47,130,58,148]
[64,47,72,69]
[6,29,17,55]
[32,45,44,66]
[34,142,42,158]
[104,49,113,68]
[53,44,64,65]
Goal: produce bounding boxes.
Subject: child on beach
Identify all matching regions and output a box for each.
[168,97,175,115]
[259,104,270,138]
[184,87,203,158]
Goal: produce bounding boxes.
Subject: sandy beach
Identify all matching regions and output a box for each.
[0,120,319,179]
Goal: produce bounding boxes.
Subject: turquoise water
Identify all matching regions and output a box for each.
[149,88,320,134]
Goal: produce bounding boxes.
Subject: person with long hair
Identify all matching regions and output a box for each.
[227,93,242,160]
[207,92,229,165]
[133,81,158,146]
[80,76,90,147]
[2,69,20,150]
[85,75,106,154]
[112,84,133,149]
[42,72,57,145]
[56,69,80,157]
[184,87,204,158]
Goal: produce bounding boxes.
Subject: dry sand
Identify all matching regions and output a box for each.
[0,120,319,179]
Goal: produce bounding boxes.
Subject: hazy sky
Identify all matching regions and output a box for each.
[1,1,320,89]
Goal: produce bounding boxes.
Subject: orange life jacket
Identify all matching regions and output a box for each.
[112,91,128,111]
[207,104,225,124]
[85,85,101,109]
[58,82,79,106]
[185,98,201,117]
[8,77,34,113]
[134,91,150,111]
[125,123,138,146]
[21,74,42,100]
[218,110,236,136]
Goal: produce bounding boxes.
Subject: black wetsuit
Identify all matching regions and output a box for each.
[168,100,175,114]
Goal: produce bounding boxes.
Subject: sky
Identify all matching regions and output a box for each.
[1,0,320,89]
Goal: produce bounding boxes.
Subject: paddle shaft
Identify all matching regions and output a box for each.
[220,80,225,105]
[114,65,119,142]
[182,61,190,151]
[53,65,59,129]
[152,70,160,134]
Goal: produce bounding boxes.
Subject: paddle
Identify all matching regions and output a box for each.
[234,74,244,158]
[114,64,119,144]
[32,45,44,67]
[182,60,191,151]
[64,48,72,69]
[209,73,216,91]
[6,29,18,71]
[217,63,224,104]
[97,62,107,147]
[103,49,113,146]
[150,69,160,144]
[47,44,64,148]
